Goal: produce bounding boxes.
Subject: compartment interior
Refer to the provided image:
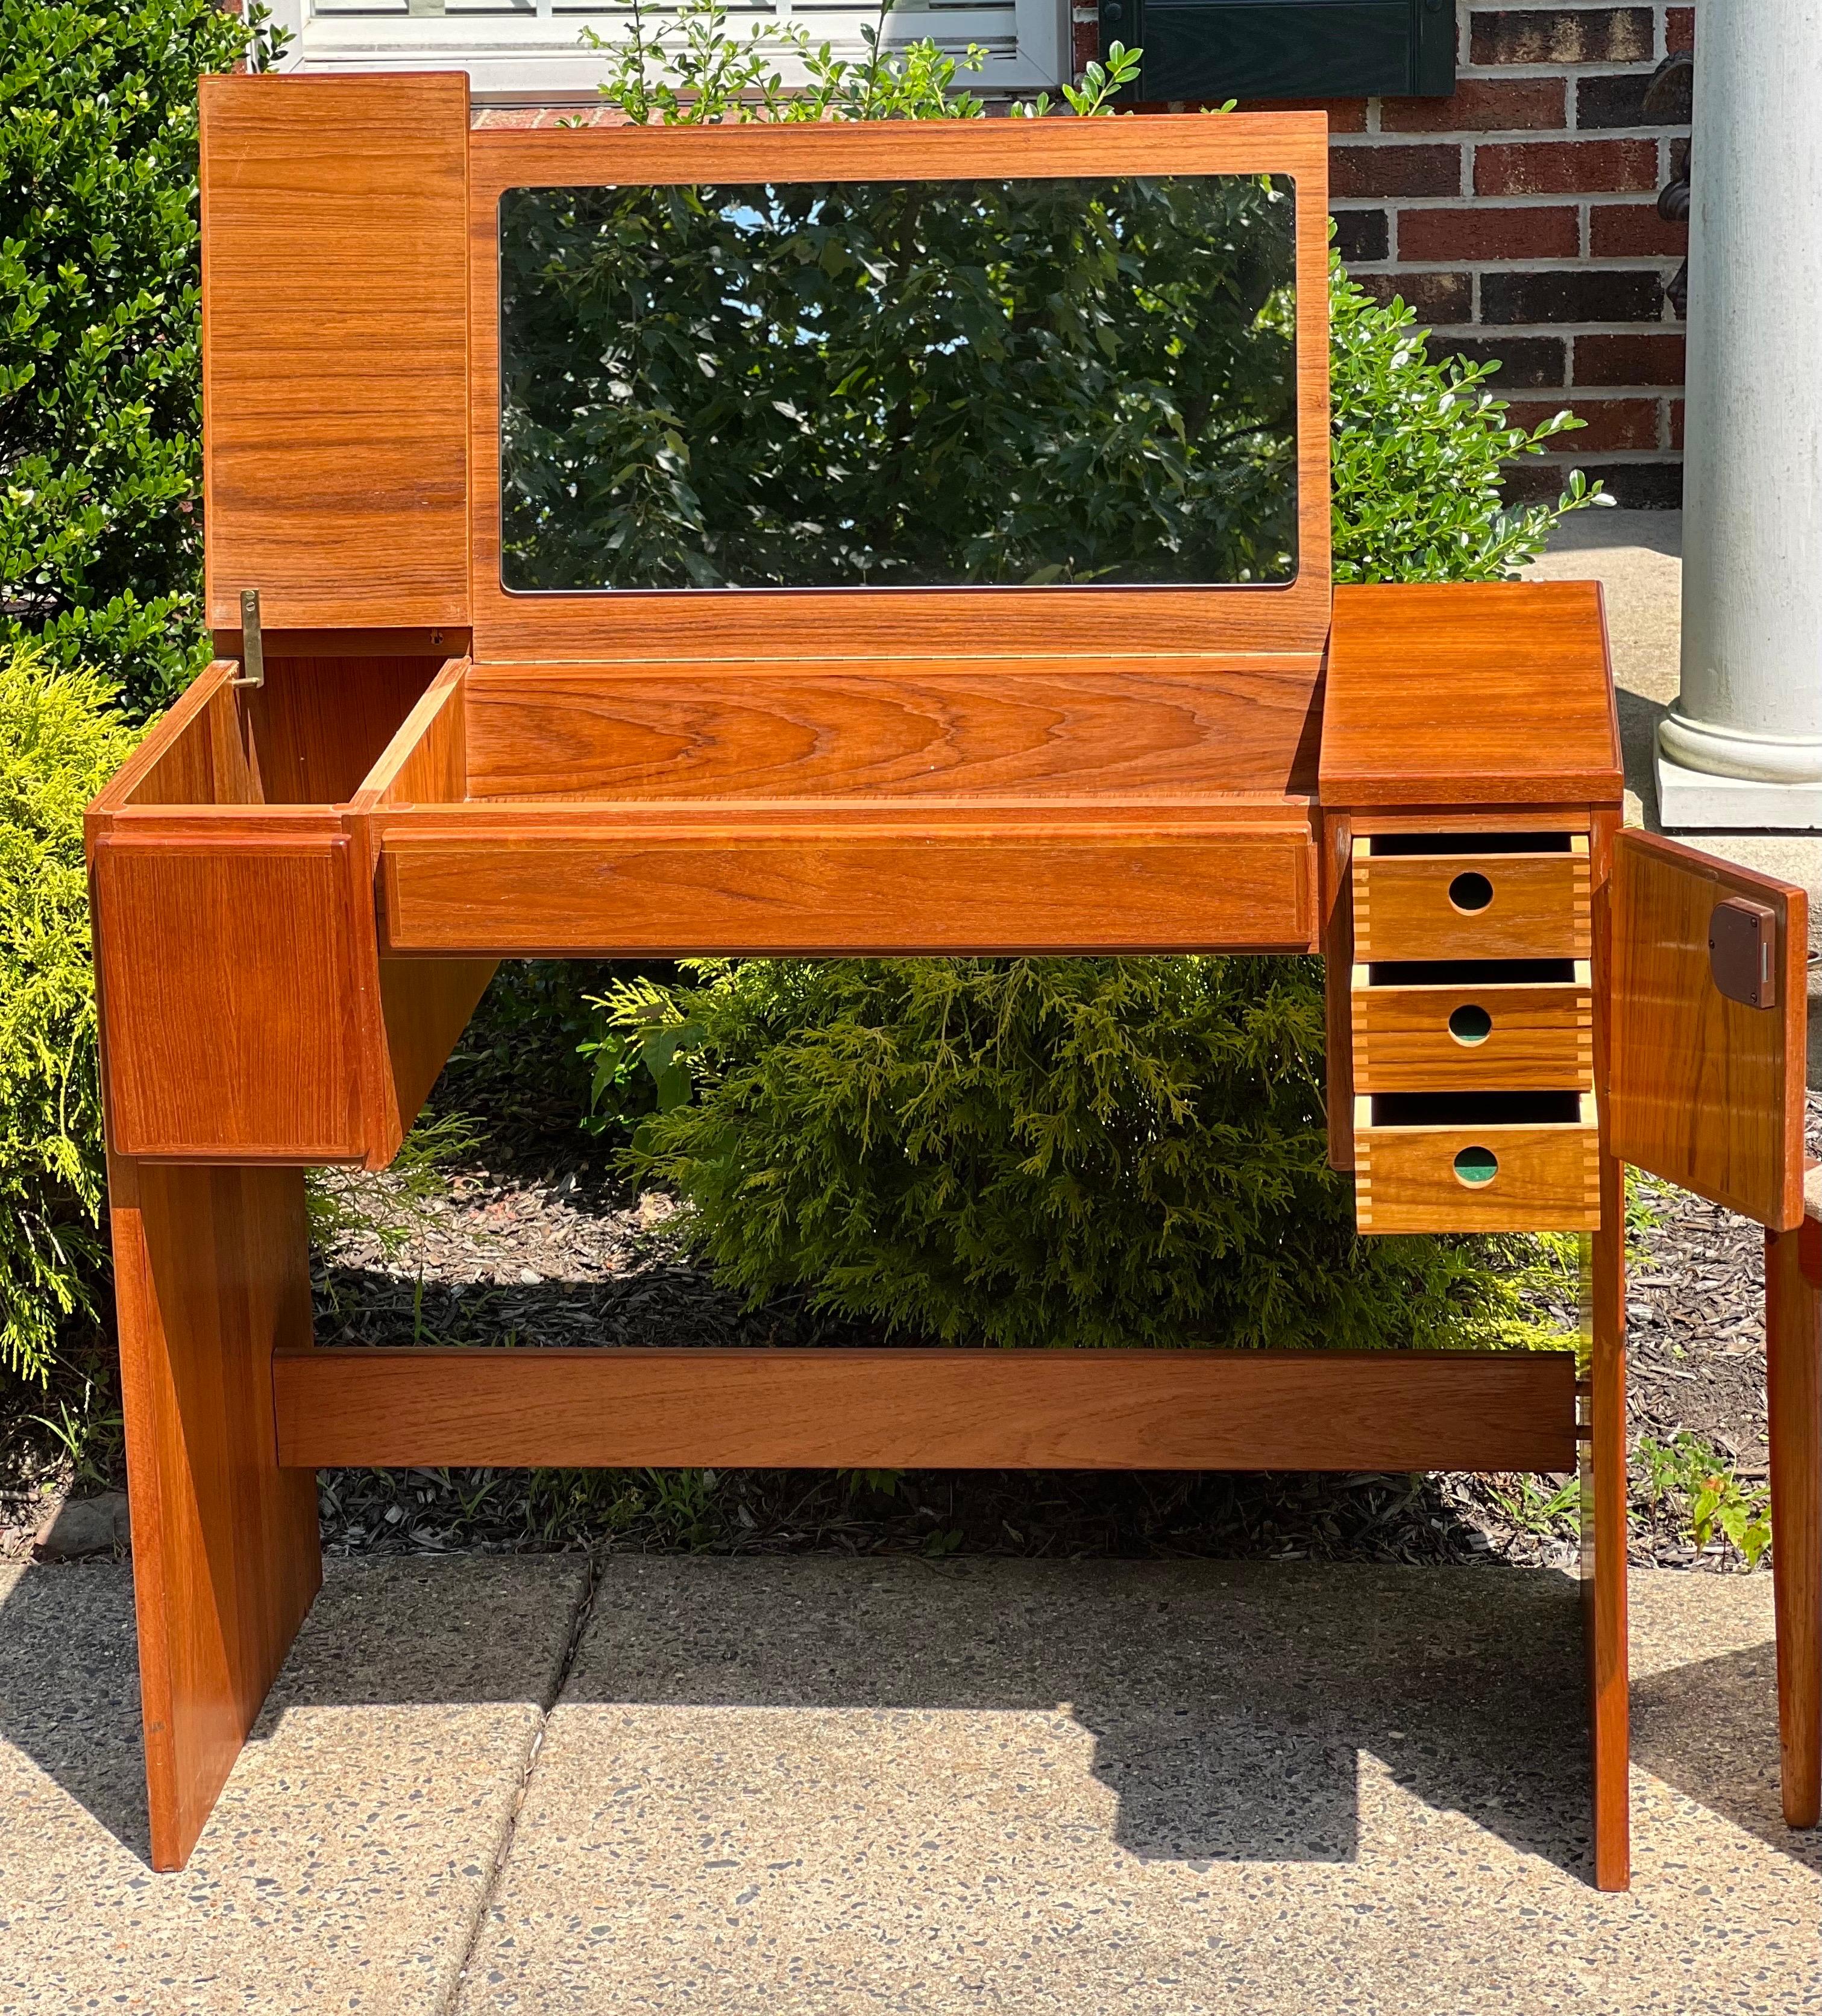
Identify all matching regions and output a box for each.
[1367,831,1575,856]
[434,660,1326,808]
[125,656,446,808]
[1368,1090,1586,1128]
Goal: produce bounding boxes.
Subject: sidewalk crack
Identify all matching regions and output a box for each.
[443,1547,603,2014]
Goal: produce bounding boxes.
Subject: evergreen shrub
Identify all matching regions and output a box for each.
[1330,272,1600,582]
[0,0,271,719]
[620,958,1564,1352]
[0,645,139,1384]
[580,7,1600,1356]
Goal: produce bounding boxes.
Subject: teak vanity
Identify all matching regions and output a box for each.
[86,75,1820,1890]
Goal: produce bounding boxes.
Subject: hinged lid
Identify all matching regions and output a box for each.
[201,78,1332,666]
[201,72,471,635]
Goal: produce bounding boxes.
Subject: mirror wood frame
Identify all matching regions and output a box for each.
[466,116,1334,663]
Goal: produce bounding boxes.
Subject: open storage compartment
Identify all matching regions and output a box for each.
[1351,957,1594,1094]
[1352,833,1591,963]
[87,652,493,1165]
[362,658,1325,956]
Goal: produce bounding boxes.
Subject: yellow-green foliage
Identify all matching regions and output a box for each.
[627,956,1568,1353]
[0,645,139,1381]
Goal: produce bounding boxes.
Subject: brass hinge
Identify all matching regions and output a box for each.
[228,588,265,690]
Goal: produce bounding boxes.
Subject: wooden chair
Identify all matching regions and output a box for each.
[85,74,1816,1885]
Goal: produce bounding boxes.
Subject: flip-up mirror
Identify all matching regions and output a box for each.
[497,172,1301,595]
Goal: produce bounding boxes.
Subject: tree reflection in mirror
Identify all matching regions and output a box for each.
[498,172,1299,593]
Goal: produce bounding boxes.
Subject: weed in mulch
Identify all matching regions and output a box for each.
[0,1335,126,1559]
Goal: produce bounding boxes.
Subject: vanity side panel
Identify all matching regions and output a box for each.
[92,829,371,1161]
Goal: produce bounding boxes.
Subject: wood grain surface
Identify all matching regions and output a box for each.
[93,662,240,813]
[1321,581,1623,808]
[351,660,495,1164]
[112,1156,321,1871]
[353,656,473,810]
[1352,845,1592,963]
[375,816,1318,955]
[92,834,368,1160]
[1346,807,1594,836]
[1584,805,1630,1889]
[468,113,1332,663]
[1322,811,1356,1171]
[461,660,1325,803]
[1351,969,1594,1093]
[1765,1219,1822,1829]
[1586,1147,1631,1890]
[210,626,471,663]
[1352,1093,1600,1232]
[245,657,444,805]
[201,74,471,629]
[274,1346,1579,1473]
[1607,830,1806,1229]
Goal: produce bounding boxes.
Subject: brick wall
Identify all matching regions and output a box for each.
[1079,1,1693,505]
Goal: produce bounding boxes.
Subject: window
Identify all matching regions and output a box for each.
[263,0,1069,102]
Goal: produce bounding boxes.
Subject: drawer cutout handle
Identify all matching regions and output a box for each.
[1447,1003,1493,1046]
[1453,1145,1500,1188]
[1370,1089,1582,1126]
[1448,871,1494,913]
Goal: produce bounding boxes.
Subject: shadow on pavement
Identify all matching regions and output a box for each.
[1633,1636,1822,1874]
[0,1561,151,1861]
[567,1556,1603,1876]
[3,1551,1812,1885]
[1615,683,1670,825]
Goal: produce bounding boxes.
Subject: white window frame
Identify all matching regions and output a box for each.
[265,0,1070,104]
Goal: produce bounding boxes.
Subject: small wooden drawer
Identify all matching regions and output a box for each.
[1352,837,1589,962]
[1354,1091,1600,1233]
[1351,962,1593,1094]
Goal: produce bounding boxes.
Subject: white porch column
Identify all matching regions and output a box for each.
[1657,0,1822,829]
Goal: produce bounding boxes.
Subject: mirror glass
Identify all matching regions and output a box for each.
[498,173,1298,593]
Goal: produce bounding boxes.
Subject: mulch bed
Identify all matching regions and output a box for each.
[300,1004,1800,1578]
[4,990,1795,1574]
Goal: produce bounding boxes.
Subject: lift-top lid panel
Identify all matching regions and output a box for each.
[201,72,472,634]
[201,80,1332,660]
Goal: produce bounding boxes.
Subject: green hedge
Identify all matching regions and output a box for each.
[0,646,139,1382]
[0,0,268,719]
[620,957,1565,1353]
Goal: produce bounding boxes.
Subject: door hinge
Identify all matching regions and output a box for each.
[228,588,265,691]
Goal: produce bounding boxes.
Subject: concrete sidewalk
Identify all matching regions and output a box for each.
[2,1553,1817,2013]
[1524,508,1822,912]
[1524,508,1822,1077]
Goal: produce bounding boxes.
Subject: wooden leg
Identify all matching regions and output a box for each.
[1586,1148,1631,1891]
[111,1156,322,1871]
[1766,1219,1822,1829]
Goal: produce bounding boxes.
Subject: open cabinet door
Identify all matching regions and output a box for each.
[1609,830,1808,1230]
[1612,830,1821,1837]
